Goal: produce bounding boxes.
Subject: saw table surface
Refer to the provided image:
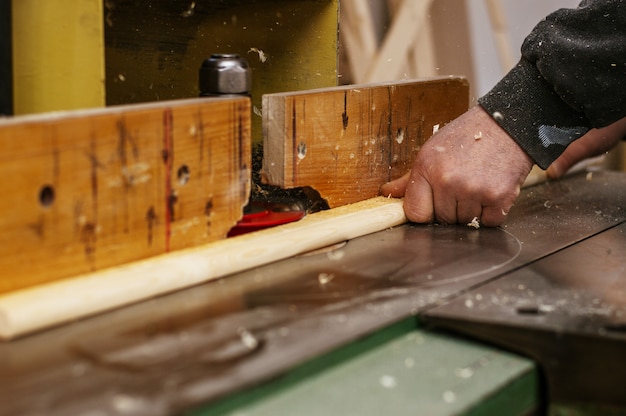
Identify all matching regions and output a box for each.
[1,170,626,415]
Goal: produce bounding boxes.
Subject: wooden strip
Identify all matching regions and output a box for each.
[365,0,433,82]
[339,0,378,83]
[485,0,516,73]
[0,197,406,340]
[0,97,251,294]
[387,0,437,78]
[262,78,469,207]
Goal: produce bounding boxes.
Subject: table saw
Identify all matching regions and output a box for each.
[5,2,626,414]
[1,53,625,416]
[1,164,626,415]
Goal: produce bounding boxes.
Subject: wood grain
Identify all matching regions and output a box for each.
[0,97,251,294]
[0,197,406,340]
[262,78,469,207]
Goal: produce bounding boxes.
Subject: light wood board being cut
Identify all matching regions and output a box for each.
[0,197,406,340]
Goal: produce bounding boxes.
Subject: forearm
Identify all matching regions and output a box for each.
[478,0,626,169]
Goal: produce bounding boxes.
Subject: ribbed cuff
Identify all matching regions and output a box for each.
[478,58,590,169]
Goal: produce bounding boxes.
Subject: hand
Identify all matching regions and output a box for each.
[380,106,533,227]
[546,116,626,179]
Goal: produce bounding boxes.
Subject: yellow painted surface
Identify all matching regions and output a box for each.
[104,0,339,143]
[12,0,105,114]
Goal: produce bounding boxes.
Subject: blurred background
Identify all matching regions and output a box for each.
[4,0,623,169]
[338,0,578,99]
[337,0,623,169]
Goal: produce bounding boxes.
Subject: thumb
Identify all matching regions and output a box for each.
[402,173,436,223]
[380,171,411,197]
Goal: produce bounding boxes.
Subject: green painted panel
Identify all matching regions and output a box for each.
[550,403,626,416]
[192,322,538,416]
[191,318,417,416]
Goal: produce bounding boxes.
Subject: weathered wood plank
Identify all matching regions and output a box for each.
[0,97,250,294]
[262,78,469,207]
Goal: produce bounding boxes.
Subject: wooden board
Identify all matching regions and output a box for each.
[262,78,469,207]
[0,197,406,340]
[0,97,251,294]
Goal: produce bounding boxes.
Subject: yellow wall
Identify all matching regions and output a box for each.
[104,0,339,144]
[11,0,338,145]
[12,0,105,114]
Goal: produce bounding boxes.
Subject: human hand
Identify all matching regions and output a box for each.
[380,106,533,227]
[546,116,626,179]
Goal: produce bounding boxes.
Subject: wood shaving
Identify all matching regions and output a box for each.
[248,48,267,63]
[318,272,335,285]
[180,1,196,17]
[467,217,480,229]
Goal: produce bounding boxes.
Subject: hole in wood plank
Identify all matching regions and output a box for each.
[516,305,542,315]
[177,165,190,185]
[39,185,55,207]
[297,142,307,160]
[395,127,405,144]
[604,323,626,333]
[515,302,556,316]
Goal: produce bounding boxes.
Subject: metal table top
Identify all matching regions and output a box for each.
[1,170,625,415]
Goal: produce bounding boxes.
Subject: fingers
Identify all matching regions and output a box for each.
[546,137,604,179]
[431,181,459,224]
[380,171,410,197]
[456,200,482,224]
[545,138,590,179]
[401,171,521,227]
[380,171,436,223]
[545,152,573,179]
[547,120,626,179]
[382,170,461,224]
[382,169,517,227]
[403,174,435,223]
[380,106,533,227]
[410,186,512,227]
[383,171,514,227]
[438,196,512,227]
[481,204,511,227]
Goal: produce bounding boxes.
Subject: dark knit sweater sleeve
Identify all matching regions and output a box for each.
[478,0,626,169]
